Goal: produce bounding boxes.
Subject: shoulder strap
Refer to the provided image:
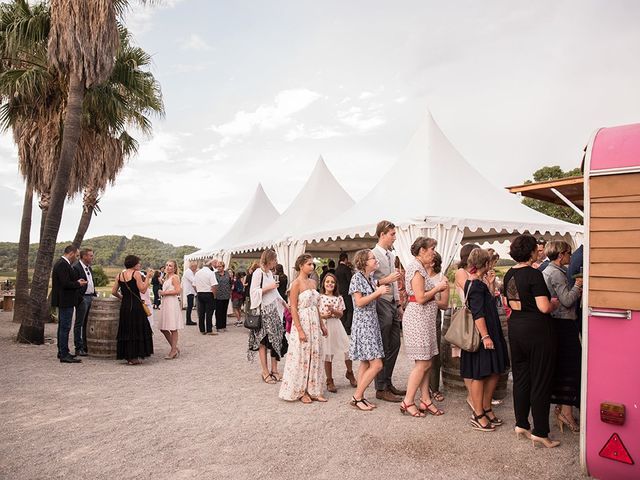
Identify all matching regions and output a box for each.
[123,277,145,303]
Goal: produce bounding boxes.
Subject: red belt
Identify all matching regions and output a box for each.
[408,295,417,302]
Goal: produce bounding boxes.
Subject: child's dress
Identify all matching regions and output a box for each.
[319,294,349,361]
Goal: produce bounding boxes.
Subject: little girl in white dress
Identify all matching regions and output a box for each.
[319,273,357,393]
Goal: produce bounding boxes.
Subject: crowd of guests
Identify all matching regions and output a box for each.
[51,220,583,448]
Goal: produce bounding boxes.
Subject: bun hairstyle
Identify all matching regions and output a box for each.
[410,236,437,257]
[509,234,537,262]
[294,253,313,272]
[458,244,480,269]
[124,255,140,269]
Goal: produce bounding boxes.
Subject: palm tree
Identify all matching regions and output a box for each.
[1,1,159,341]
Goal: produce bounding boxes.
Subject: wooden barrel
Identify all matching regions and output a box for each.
[441,308,466,391]
[441,306,512,398]
[87,297,120,358]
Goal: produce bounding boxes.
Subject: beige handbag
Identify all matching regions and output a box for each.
[444,281,481,352]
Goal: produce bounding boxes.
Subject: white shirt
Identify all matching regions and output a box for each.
[182,268,197,296]
[79,260,95,295]
[194,267,218,293]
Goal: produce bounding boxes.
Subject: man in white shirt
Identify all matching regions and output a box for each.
[194,259,218,335]
[182,261,198,325]
[371,220,405,402]
[72,248,96,356]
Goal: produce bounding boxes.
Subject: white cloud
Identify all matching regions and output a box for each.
[125,0,187,36]
[181,33,212,51]
[284,124,344,141]
[359,91,374,100]
[337,106,386,133]
[210,89,322,144]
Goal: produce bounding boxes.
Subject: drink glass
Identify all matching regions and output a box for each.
[273,274,279,283]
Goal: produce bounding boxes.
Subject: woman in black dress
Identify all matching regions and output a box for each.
[460,249,509,432]
[111,255,154,365]
[151,270,162,309]
[503,235,560,448]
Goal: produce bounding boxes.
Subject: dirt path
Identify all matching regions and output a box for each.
[0,312,584,480]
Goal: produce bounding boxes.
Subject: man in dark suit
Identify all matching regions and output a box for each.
[335,253,354,335]
[52,245,86,363]
[72,247,96,356]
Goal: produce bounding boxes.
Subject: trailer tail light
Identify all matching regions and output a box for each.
[599,433,634,465]
[600,402,625,425]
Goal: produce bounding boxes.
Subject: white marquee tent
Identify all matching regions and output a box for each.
[229,156,355,279]
[294,111,583,270]
[184,183,280,267]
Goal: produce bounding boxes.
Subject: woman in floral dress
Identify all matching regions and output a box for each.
[401,237,449,417]
[348,249,390,411]
[279,254,328,403]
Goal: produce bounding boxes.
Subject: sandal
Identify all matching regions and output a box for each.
[430,388,445,402]
[262,373,277,384]
[471,412,496,432]
[362,398,377,409]
[300,394,313,404]
[418,398,444,416]
[350,396,373,411]
[310,395,328,402]
[484,408,503,426]
[270,371,282,382]
[400,401,426,417]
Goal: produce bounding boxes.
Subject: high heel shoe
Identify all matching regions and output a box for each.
[400,401,425,417]
[531,434,560,448]
[515,426,532,440]
[164,351,178,360]
[555,409,580,434]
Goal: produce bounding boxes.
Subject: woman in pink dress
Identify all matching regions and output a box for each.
[157,260,183,359]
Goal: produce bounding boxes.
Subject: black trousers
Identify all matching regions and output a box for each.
[186,294,195,323]
[429,310,443,392]
[509,317,557,437]
[215,299,229,330]
[341,294,354,335]
[375,298,401,391]
[197,292,215,333]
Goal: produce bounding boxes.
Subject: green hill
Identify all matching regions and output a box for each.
[0,235,199,271]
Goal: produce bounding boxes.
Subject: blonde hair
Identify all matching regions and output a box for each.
[166,259,179,276]
[467,249,491,271]
[260,249,277,267]
[545,240,571,261]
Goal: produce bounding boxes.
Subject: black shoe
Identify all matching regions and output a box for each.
[75,349,88,357]
[186,322,197,325]
[57,353,77,359]
[60,355,81,363]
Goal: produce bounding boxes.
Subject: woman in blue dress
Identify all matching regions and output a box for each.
[348,249,389,411]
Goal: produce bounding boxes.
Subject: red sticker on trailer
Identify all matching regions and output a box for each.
[599,433,634,465]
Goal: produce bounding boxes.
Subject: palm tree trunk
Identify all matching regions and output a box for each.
[12,184,33,323]
[72,205,93,249]
[18,75,84,344]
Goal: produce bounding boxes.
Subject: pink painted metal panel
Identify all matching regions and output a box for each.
[591,123,640,171]
[585,310,640,479]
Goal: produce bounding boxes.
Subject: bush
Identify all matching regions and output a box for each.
[92,265,109,287]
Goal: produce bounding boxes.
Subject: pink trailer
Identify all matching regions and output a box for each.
[582,123,640,478]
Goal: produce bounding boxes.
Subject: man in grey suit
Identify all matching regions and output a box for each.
[372,220,406,402]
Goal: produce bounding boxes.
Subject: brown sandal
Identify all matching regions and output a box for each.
[326,378,337,393]
[400,401,426,417]
[262,373,277,384]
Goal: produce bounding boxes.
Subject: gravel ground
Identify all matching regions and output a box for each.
[0,311,585,480]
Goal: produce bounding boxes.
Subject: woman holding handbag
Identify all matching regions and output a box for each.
[461,248,509,432]
[111,255,154,365]
[248,249,287,384]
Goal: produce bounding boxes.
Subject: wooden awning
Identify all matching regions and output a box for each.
[506,176,584,209]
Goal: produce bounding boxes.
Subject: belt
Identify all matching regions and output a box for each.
[84,293,95,296]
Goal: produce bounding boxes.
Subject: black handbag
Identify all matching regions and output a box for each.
[244,272,263,330]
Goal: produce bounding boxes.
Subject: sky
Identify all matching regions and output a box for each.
[1,0,639,250]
